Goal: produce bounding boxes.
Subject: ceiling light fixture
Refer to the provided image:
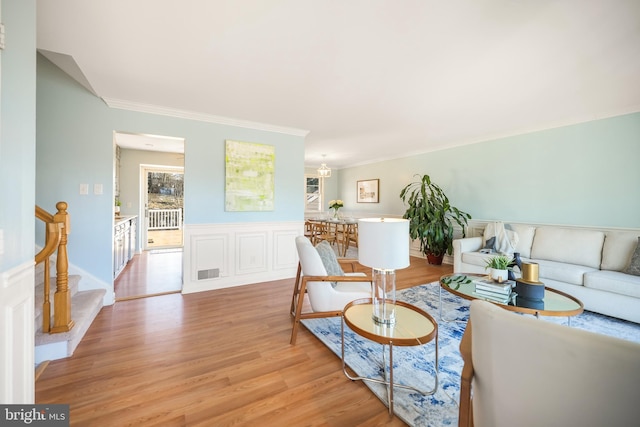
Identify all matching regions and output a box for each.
[317,155,331,178]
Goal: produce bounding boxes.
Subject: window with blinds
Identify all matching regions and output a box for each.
[305,175,322,212]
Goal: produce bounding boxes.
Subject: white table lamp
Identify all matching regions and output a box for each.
[358,218,410,325]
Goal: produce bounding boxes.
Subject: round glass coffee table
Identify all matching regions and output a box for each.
[341,298,438,415]
[439,273,584,324]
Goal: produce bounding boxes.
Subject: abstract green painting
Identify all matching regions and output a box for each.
[225,140,275,211]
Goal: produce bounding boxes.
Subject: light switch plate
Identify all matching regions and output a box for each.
[80,184,89,195]
[94,183,103,195]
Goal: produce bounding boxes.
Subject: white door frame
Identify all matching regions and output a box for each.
[140,165,184,251]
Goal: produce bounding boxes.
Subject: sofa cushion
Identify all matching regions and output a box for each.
[507,224,537,258]
[585,270,640,299]
[602,232,640,272]
[535,259,596,286]
[623,237,640,276]
[530,227,605,269]
[462,251,495,269]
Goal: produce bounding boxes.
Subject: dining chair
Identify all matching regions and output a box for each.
[304,220,315,243]
[312,221,338,247]
[339,222,358,256]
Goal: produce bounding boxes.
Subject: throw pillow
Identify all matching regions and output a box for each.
[623,237,640,276]
[484,237,496,250]
[480,236,495,254]
[315,241,345,287]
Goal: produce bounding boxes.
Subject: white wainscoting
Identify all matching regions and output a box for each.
[1,261,35,403]
[182,221,303,294]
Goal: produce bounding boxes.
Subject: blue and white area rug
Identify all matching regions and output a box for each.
[301,282,640,427]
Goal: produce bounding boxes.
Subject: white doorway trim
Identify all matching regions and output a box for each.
[140,164,185,251]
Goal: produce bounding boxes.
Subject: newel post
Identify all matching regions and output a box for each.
[51,201,75,333]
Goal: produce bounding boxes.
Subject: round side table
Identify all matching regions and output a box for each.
[341,298,439,415]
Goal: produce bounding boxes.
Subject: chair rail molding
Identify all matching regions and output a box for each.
[182,221,303,294]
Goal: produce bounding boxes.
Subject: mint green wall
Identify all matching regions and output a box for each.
[0,0,36,272]
[339,112,640,228]
[37,56,304,286]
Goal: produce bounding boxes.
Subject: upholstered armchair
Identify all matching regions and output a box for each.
[459,300,640,427]
[290,236,372,344]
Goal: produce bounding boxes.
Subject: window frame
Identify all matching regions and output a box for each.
[304,174,323,213]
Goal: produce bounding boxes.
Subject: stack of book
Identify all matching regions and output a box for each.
[473,278,515,303]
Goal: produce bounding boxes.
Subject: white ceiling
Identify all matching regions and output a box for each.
[36,0,640,169]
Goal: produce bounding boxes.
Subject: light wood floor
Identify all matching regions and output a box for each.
[147,229,183,248]
[36,257,453,426]
[115,249,183,301]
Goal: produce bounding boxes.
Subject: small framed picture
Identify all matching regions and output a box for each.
[357,179,379,203]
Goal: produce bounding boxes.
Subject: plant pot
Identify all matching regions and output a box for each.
[490,268,509,282]
[426,252,444,265]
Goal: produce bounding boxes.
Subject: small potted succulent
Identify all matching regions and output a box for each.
[485,254,513,282]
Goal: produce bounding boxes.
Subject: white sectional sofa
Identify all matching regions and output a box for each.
[453,222,640,323]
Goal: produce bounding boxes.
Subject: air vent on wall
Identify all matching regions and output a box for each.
[197,268,220,280]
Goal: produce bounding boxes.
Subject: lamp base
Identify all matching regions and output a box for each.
[372,310,396,326]
[371,268,396,326]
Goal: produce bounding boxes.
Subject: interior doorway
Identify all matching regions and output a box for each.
[113,132,185,301]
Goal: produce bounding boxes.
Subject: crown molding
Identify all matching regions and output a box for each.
[102,98,310,137]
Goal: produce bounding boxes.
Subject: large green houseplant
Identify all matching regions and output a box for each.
[399,174,471,264]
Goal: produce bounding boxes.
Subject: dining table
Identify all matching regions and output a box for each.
[306,217,358,256]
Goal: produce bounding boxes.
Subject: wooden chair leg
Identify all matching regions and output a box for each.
[459,320,474,427]
[290,277,309,345]
[290,263,303,317]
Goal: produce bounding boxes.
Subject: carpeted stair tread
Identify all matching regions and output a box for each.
[35,288,106,360]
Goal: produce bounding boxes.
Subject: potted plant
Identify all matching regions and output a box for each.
[114,198,122,215]
[485,254,513,282]
[399,174,471,265]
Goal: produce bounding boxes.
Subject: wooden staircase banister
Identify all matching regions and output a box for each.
[35,222,62,264]
[35,205,54,223]
[35,201,75,334]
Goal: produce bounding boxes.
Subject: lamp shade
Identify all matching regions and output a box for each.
[358,218,410,270]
